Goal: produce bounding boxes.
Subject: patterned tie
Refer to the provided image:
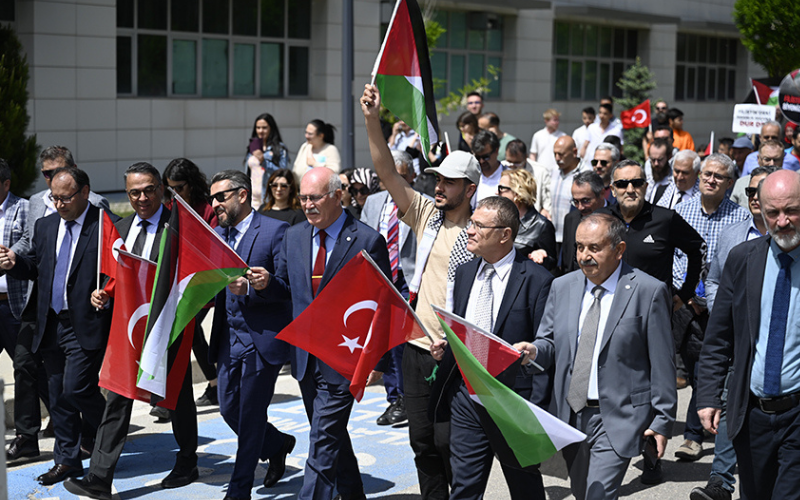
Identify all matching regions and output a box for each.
[764,253,793,396]
[51,220,76,313]
[474,264,496,332]
[567,285,606,413]
[386,201,400,282]
[312,230,327,296]
[131,220,150,257]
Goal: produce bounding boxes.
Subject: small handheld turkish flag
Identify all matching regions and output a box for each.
[277,250,429,401]
[620,100,651,129]
[100,209,126,296]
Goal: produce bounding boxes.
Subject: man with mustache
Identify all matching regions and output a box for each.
[698,170,800,499]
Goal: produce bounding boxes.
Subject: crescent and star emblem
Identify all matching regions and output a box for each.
[633,109,647,124]
[340,300,378,353]
[112,237,124,261]
[127,302,150,351]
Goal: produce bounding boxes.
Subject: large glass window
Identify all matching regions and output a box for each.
[552,22,639,101]
[117,0,310,97]
[427,10,504,99]
[675,33,738,102]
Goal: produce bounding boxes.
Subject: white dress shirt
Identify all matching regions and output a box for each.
[124,204,164,258]
[465,249,515,328]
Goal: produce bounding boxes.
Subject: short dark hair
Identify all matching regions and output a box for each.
[668,108,684,120]
[52,166,90,190]
[163,158,209,206]
[610,159,644,180]
[650,138,672,157]
[582,106,596,116]
[482,112,500,127]
[599,103,613,114]
[466,91,483,100]
[472,130,499,154]
[125,162,162,184]
[750,166,775,178]
[719,137,734,148]
[572,171,605,198]
[653,125,674,139]
[0,159,10,183]
[211,169,252,204]
[476,196,520,239]
[580,213,626,247]
[37,145,75,170]
[505,139,528,157]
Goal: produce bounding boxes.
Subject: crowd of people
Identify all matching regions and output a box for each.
[2,82,800,500]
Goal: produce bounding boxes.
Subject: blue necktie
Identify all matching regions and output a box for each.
[764,252,794,396]
[227,227,238,249]
[51,220,76,313]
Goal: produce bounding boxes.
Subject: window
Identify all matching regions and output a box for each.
[0,0,15,22]
[117,0,310,97]
[426,10,504,99]
[675,33,738,102]
[552,22,639,101]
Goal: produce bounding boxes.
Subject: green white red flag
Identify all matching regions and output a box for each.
[434,306,586,467]
[137,194,248,398]
[371,0,439,159]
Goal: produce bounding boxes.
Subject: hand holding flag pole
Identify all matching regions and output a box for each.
[96,207,102,310]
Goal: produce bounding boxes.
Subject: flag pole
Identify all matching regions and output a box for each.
[96,207,102,310]
[370,0,403,86]
[753,85,762,105]
[444,131,452,154]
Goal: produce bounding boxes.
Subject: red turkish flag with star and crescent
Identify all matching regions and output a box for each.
[276,250,428,401]
[620,99,651,129]
[100,209,126,295]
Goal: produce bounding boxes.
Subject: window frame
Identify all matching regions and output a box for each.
[674,32,738,102]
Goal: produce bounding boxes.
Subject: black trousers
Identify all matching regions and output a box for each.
[12,297,50,439]
[191,308,217,381]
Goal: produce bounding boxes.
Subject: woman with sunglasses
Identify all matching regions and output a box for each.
[258,169,305,226]
[347,167,380,219]
[245,113,290,209]
[292,119,341,180]
[497,168,557,271]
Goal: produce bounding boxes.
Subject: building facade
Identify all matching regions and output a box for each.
[4,0,759,193]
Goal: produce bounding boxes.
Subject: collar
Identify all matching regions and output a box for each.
[585,261,622,296]
[769,238,800,264]
[232,209,255,236]
[478,248,515,281]
[135,203,164,228]
[480,165,504,182]
[313,209,347,240]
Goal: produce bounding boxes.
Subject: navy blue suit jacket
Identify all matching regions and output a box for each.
[10,203,114,352]
[209,211,292,366]
[270,210,391,384]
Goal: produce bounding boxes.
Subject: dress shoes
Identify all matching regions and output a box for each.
[333,494,367,500]
[150,405,171,422]
[161,466,199,488]
[387,395,407,425]
[264,434,296,488]
[37,463,82,485]
[376,402,394,426]
[6,435,39,461]
[64,474,112,500]
[196,383,219,406]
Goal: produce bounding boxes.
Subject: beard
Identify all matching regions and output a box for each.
[216,204,242,228]
[435,189,466,212]
[772,227,800,252]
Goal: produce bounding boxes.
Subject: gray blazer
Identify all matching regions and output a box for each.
[360,190,419,280]
[706,218,754,312]
[533,262,677,458]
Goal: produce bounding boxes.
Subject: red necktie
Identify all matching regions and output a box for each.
[312,229,327,296]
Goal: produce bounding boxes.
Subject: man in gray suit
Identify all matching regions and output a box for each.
[517,213,676,500]
[5,146,109,462]
[360,150,419,426]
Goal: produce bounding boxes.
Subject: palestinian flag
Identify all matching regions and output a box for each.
[434,307,586,467]
[372,0,439,159]
[137,194,248,398]
[751,78,780,106]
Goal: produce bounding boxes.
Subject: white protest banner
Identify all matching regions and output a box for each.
[732,104,776,134]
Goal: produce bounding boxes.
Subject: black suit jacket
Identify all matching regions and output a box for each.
[115,207,171,261]
[430,250,553,421]
[697,235,771,441]
[560,209,582,275]
[10,203,113,352]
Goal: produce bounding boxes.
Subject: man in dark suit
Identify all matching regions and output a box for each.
[206,170,295,499]
[0,168,112,485]
[698,170,800,499]
[519,213,676,500]
[6,146,109,462]
[429,196,553,499]
[64,162,199,499]
[257,166,390,500]
[560,172,606,275]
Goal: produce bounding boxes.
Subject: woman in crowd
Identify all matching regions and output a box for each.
[245,113,290,209]
[259,169,305,225]
[162,158,220,408]
[497,168,557,271]
[293,119,340,179]
[456,111,480,152]
[347,167,380,219]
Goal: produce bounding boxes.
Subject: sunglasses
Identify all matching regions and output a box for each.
[208,187,242,203]
[270,182,290,189]
[745,187,759,198]
[497,185,512,193]
[475,150,495,162]
[655,107,668,112]
[612,178,646,189]
[349,185,371,196]
[42,169,57,180]
[591,159,610,167]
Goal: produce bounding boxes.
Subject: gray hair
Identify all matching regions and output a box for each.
[702,153,737,179]
[211,169,252,204]
[580,213,626,248]
[763,120,782,133]
[0,159,10,183]
[595,142,620,162]
[674,149,701,173]
[476,196,520,239]
[37,145,75,170]
[572,171,605,198]
[391,150,413,170]
[610,159,644,180]
[328,169,343,194]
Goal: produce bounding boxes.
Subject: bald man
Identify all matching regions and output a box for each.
[550,136,584,249]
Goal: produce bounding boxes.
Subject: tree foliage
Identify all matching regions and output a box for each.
[0,25,38,195]
[734,0,800,78]
[616,58,657,164]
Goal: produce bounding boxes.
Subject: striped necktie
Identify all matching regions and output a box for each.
[386,201,400,282]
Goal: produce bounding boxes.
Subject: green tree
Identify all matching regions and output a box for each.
[616,58,657,164]
[734,0,800,78]
[0,25,38,195]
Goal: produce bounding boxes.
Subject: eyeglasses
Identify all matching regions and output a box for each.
[497,185,513,193]
[208,187,242,203]
[471,220,507,232]
[700,171,731,182]
[591,159,610,167]
[298,191,333,203]
[467,101,482,106]
[475,150,495,162]
[612,178,646,189]
[349,185,371,196]
[504,160,526,168]
[655,106,668,112]
[127,185,159,199]
[270,182,290,189]
[571,197,596,207]
[42,169,57,180]
[760,156,783,164]
[49,188,81,205]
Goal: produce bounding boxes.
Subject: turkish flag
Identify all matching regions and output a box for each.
[620,100,651,129]
[100,209,126,296]
[276,250,428,401]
